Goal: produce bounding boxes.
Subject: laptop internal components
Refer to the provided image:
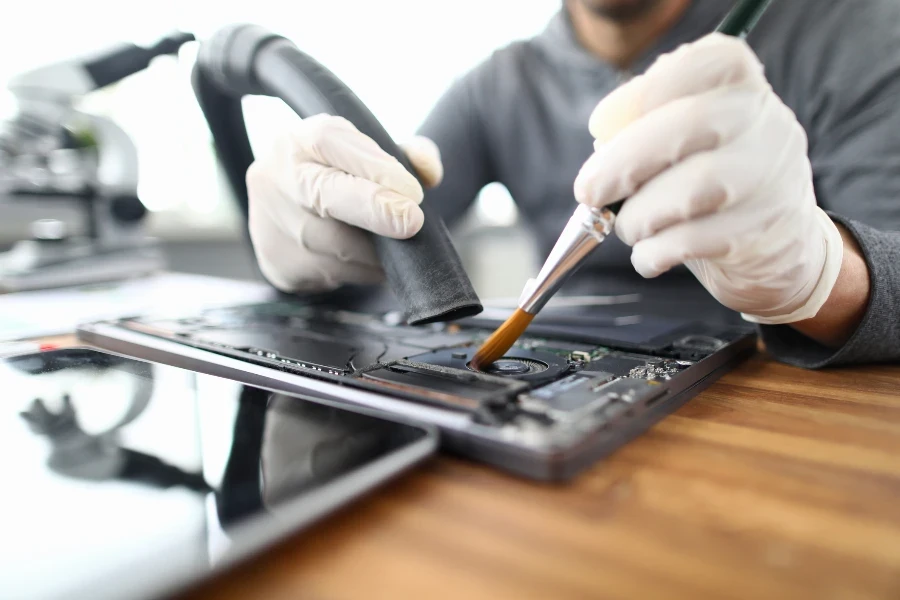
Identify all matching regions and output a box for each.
[408,347,571,387]
[79,300,756,480]
[110,302,741,421]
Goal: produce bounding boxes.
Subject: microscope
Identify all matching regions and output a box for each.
[0,33,195,292]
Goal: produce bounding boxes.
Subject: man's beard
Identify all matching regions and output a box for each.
[579,0,665,23]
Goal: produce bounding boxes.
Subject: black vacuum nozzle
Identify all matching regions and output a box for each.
[192,24,482,325]
[84,32,196,89]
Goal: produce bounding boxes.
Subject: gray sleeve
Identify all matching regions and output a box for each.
[758,214,900,368]
[801,1,900,231]
[758,1,900,368]
[416,69,497,228]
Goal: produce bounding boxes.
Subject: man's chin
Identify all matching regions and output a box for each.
[579,0,665,22]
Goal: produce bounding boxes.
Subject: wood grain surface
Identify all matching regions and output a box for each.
[161,353,900,600]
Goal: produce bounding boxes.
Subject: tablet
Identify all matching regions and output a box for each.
[0,348,436,600]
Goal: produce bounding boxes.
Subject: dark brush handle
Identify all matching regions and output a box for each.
[717,0,775,38]
[606,199,626,216]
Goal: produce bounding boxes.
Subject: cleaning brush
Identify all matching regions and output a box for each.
[470,0,775,371]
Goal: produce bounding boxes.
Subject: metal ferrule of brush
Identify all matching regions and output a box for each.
[518,204,616,314]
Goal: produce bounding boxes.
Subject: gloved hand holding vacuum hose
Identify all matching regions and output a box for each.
[574,33,844,324]
[247,114,442,292]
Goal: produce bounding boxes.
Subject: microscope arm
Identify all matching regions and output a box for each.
[7,33,196,128]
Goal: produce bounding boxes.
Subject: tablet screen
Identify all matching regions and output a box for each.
[0,349,431,600]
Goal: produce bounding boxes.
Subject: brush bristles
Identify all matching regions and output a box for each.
[470,308,535,371]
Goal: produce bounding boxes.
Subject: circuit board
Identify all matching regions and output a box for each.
[114,301,738,430]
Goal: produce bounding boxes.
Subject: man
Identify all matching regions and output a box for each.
[246,0,900,368]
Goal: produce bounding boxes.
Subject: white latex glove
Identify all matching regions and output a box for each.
[573,33,844,325]
[247,114,443,292]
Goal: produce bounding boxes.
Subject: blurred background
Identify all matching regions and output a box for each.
[0,0,560,297]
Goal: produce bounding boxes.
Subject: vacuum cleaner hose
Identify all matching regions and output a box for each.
[192,24,482,325]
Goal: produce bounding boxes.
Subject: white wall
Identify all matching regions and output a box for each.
[0,1,559,230]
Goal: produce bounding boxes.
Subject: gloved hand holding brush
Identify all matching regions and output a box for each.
[574,32,846,326]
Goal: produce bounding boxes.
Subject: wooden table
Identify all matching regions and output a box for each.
[47,337,900,599]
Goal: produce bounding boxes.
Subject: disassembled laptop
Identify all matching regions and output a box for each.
[81,300,754,480]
